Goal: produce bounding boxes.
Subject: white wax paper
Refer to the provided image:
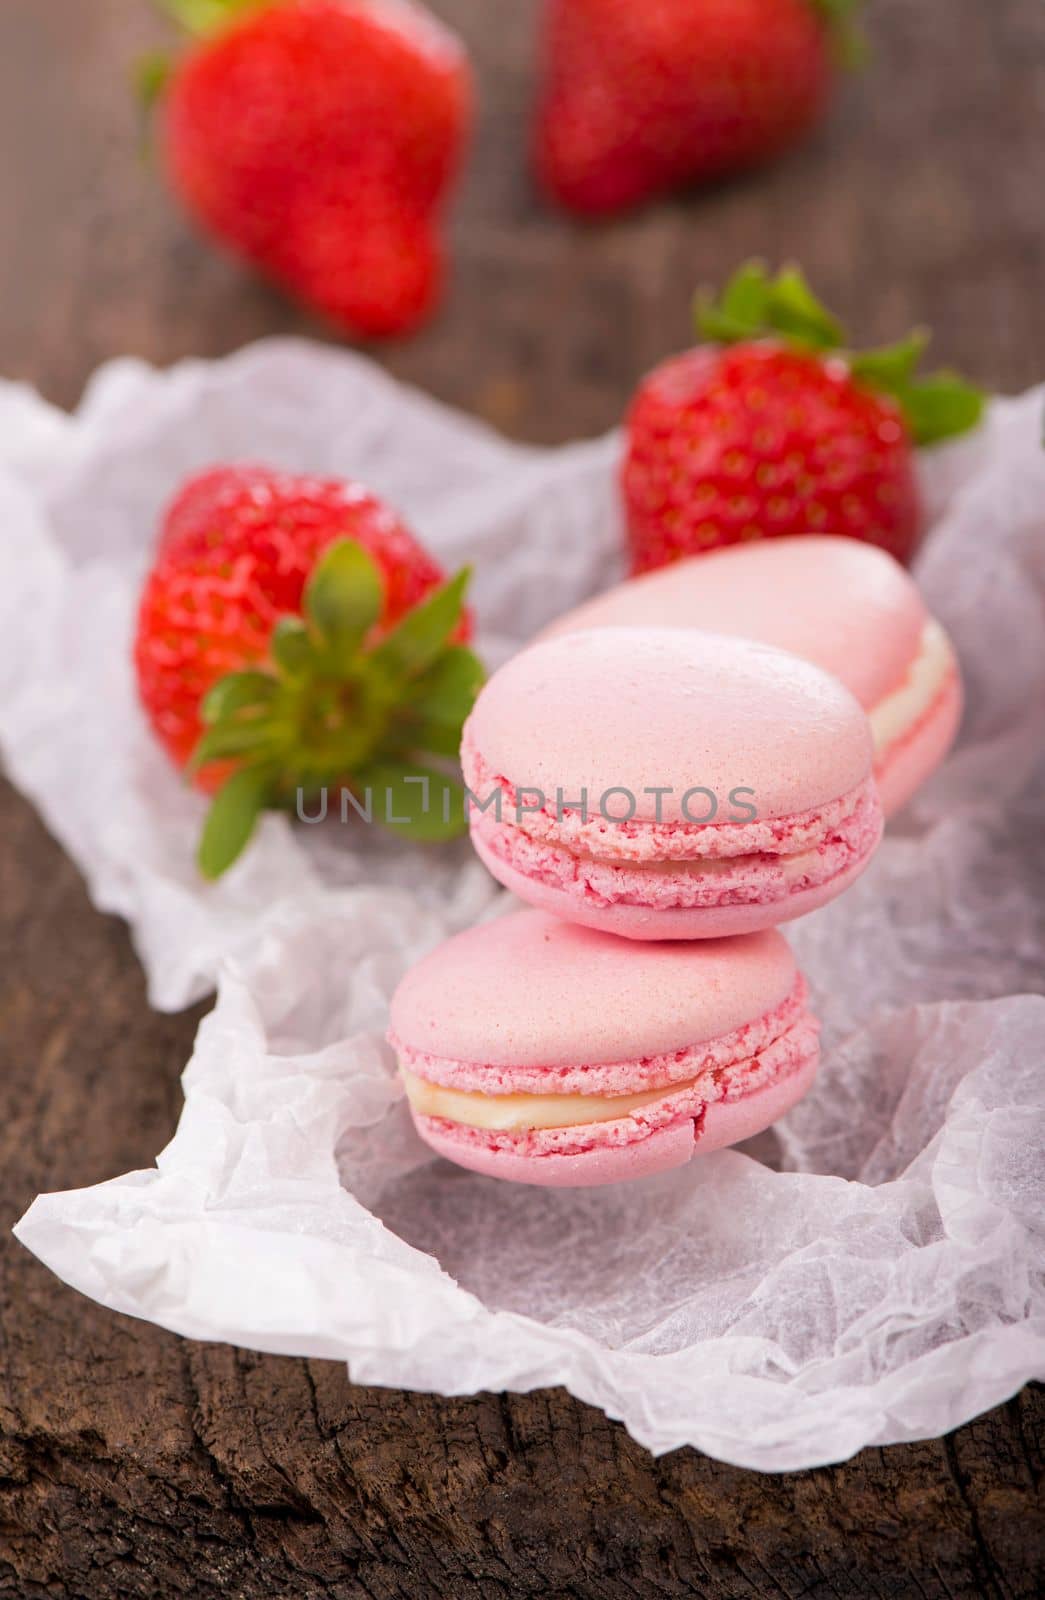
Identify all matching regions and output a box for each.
[3,341,1043,1469]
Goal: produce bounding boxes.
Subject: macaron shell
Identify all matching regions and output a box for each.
[409,1039,820,1187]
[470,824,880,940]
[876,665,963,817]
[391,908,798,1067]
[539,537,928,714]
[464,628,874,824]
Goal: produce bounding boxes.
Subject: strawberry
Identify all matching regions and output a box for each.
[622,262,984,573]
[534,0,862,217]
[149,0,471,337]
[134,464,483,876]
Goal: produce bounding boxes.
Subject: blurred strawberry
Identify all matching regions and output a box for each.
[148,0,471,337]
[535,0,862,216]
[134,464,483,876]
[623,262,984,573]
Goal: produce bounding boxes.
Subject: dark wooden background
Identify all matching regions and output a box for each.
[1,2,1042,1596]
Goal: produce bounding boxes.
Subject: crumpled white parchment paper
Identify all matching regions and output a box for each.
[2,340,1043,1469]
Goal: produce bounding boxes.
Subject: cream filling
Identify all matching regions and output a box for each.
[402,1067,685,1131]
[572,844,824,879]
[869,620,954,757]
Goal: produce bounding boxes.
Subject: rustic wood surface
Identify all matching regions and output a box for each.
[1,2,1043,1596]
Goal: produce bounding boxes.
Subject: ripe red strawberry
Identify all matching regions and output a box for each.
[134,464,482,876]
[153,0,471,337]
[623,263,984,573]
[535,0,861,216]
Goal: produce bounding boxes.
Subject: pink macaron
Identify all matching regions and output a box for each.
[540,537,961,817]
[461,627,882,940]
[390,909,820,1187]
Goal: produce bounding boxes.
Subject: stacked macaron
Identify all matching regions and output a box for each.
[390,541,960,1187]
[539,538,962,819]
[391,914,819,1186]
[461,629,882,940]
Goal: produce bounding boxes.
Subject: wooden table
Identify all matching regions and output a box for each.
[1,3,1042,1595]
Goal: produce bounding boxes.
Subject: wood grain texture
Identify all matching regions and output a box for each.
[1,1,1043,1595]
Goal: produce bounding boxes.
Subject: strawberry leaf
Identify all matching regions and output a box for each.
[696,261,845,352]
[719,260,771,325]
[767,265,846,350]
[152,0,261,37]
[412,645,486,717]
[369,568,471,682]
[188,717,279,772]
[849,330,929,390]
[201,669,277,725]
[197,763,276,880]
[810,0,867,69]
[135,52,172,112]
[271,617,314,679]
[694,262,770,344]
[850,334,984,444]
[356,760,469,843]
[693,304,763,346]
[891,373,986,447]
[398,645,485,755]
[303,538,385,665]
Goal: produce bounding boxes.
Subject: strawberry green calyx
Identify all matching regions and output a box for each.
[136,52,173,112]
[152,0,264,36]
[191,539,483,879]
[136,1,263,112]
[847,334,984,446]
[695,261,985,448]
[809,0,866,68]
[695,260,845,352]
[134,50,173,146]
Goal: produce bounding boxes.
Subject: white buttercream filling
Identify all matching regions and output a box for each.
[402,1067,684,1131]
[869,620,955,757]
[583,844,823,880]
